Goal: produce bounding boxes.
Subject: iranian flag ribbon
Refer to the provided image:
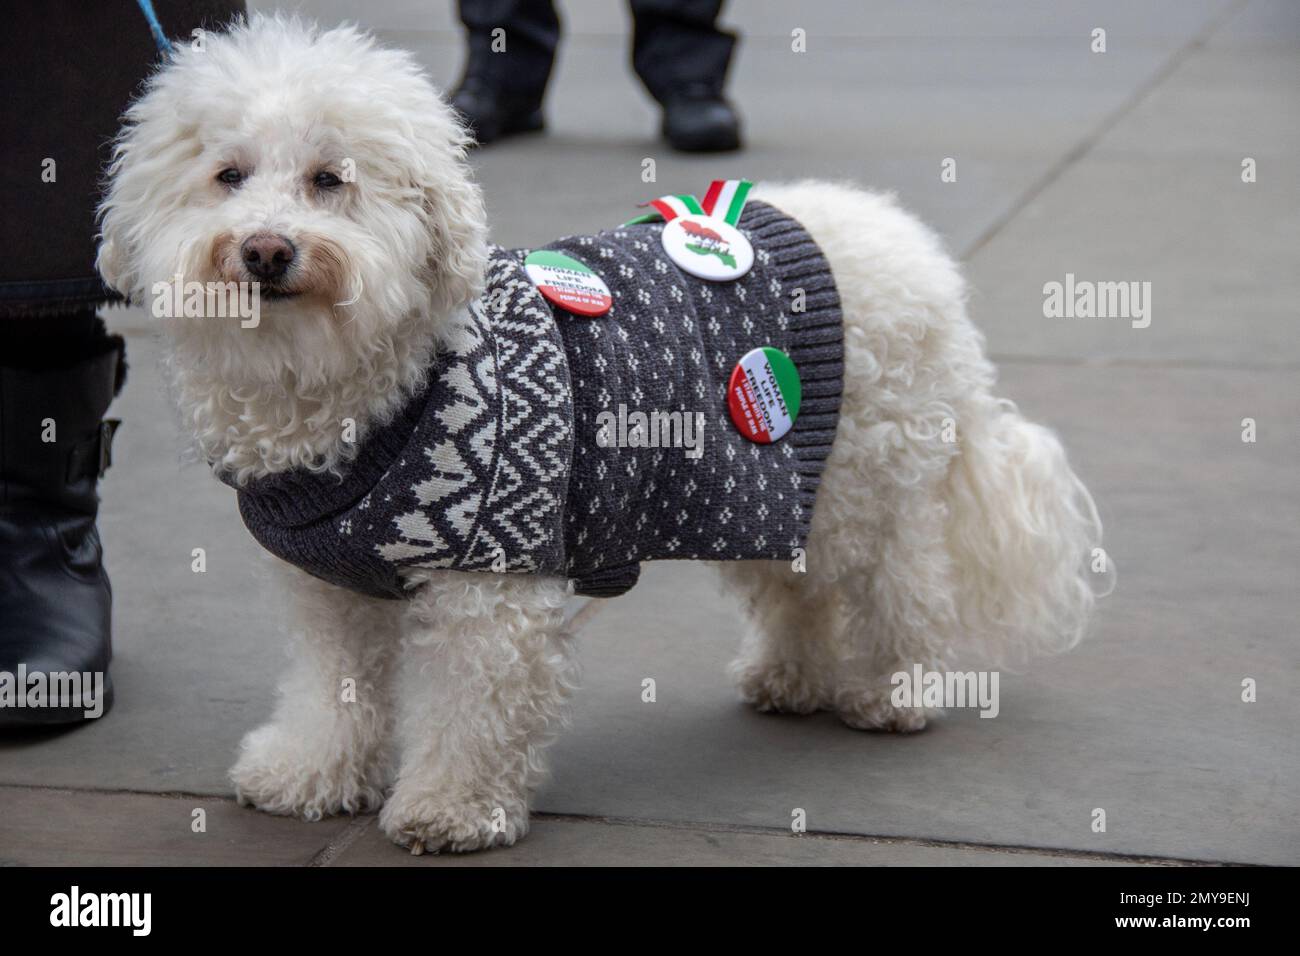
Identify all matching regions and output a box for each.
[629,179,753,225]
[644,194,705,222]
[699,179,753,226]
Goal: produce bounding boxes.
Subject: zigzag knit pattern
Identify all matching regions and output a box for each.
[228,201,843,599]
[372,256,573,576]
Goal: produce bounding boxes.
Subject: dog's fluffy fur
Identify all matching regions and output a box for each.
[97,16,1107,852]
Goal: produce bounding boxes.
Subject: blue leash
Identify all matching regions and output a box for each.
[135,0,175,56]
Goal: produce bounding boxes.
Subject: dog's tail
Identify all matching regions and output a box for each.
[944,397,1111,665]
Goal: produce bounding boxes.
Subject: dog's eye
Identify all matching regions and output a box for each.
[313,171,343,190]
[216,168,244,186]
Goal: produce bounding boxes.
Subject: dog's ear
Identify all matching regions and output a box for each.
[96,128,149,300]
[95,221,133,300]
[409,96,489,315]
[95,70,200,303]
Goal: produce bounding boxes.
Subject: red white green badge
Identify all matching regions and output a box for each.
[662,215,754,281]
[727,346,802,444]
[524,250,612,317]
[633,179,756,282]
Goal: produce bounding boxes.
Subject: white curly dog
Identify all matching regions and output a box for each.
[97,16,1106,853]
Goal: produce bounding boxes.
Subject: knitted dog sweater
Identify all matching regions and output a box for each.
[227,201,844,599]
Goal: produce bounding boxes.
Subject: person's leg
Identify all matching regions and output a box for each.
[452,0,561,145]
[0,314,125,725]
[629,0,742,151]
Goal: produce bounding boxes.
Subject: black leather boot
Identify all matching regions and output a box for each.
[661,87,742,153]
[0,338,123,726]
[450,75,546,146]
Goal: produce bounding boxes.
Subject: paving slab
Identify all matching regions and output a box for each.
[536,363,1299,866]
[332,815,1141,867]
[967,1,1300,365]
[0,786,351,866]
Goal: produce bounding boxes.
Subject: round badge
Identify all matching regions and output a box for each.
[661,214,754,282]
[524,250,612,317]
[727,347,802,444]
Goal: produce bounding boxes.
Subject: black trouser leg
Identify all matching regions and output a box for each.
[629,0,736,104]
[457,0,561,101]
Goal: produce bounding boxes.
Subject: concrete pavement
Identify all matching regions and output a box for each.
[1,0,1295,865]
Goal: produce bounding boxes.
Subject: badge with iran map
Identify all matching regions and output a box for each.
[661,214,754,281]
[636,179,756,282]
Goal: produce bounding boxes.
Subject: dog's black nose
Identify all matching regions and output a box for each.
[241,233,296,281]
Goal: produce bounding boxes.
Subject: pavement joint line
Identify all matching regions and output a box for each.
[0,782,233,801]
[960,0,1251,263]
[307,814,376,867]
[527,811,1252,867]
[567,596,606,633]
[0,784,1253,866]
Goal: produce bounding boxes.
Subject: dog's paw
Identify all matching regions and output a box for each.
[730,658,828,714]
[379,787,528,855]
[834,686,932,733]
[230,723,388,821]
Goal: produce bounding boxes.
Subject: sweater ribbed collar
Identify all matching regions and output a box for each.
[218,375,436,530]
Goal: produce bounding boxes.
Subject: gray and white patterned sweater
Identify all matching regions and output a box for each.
[227,201,843,599]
